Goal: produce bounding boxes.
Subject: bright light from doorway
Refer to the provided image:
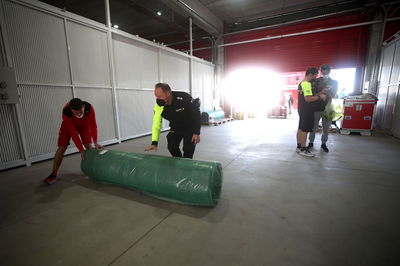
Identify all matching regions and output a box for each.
[225,67,283,115]
[329,68,356,97]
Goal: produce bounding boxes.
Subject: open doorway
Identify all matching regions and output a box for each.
[329,68,357,97]
[225,67,283,118]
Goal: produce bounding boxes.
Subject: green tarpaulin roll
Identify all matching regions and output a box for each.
[81,149,223,206]
[201,110,225,123]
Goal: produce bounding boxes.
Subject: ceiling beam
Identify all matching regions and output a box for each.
[160,0,224,35]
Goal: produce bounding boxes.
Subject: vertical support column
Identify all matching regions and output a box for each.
[0,0,30,166]
[368,6,388,95]
[63,18,75,97]
[158,48,162,82]
[189,17,193,57]
[105,0,121,142]
[189,16,193,95]
[105,0,111,28]
[215,35,226,114]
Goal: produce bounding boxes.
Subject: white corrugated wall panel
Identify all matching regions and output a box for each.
[75,87,116,141]
[376,44,395,127]
[389,42,400,85]
[160,51,189,92]
[192,61,203,111]
[390,40,400,138]
[192,61,214,112]
[113,35,159,89]
[67,21,110,87]
[0,105,23,166]
[117,89,154,138]
[203,65,214,111]
[2,0,71,84]
[18,85,73,157]
[0,32,5,66]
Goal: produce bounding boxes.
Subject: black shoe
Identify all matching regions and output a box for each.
[307,143,313,149]
[321,144,329,153]
[44,174,57,185]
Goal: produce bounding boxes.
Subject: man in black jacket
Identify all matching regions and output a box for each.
[308,64,338,152]
[145,83,201,159]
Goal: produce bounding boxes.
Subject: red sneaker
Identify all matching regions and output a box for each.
[44,174,57,185]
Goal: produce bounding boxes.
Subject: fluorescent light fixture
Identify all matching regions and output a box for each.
[157,11,162,16]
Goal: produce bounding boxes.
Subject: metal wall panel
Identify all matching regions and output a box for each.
[389,42,400,85]
[203,65,214,111]
[391,84,400,138]
[67,21,110,87]
[390,40,400,138]
[75,87,116,141]
[192,61,203,111]
[192,61,214,112]
[0,33,5,67]
[2,0,70,84]
[0,104,23,166]
[375,44,396,127]
[116,89,154,138]
[18,85,73,157]
[112,35,159,89]
[383,84,399,129]
[160,51,189,92]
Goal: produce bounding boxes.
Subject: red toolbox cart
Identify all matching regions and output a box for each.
[340,94,377,136]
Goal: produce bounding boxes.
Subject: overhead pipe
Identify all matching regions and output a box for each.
[223,7,364,37]
[189,16,193,56]
[181,17,400,52]
[219,18,400,48]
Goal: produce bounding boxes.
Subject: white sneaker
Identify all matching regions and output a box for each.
[298,148,315,157]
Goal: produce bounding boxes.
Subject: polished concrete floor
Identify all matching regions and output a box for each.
[1,116,400,266]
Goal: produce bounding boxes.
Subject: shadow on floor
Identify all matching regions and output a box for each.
[35,172,230,224]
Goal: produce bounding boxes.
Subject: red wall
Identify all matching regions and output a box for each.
[224,14,372,74]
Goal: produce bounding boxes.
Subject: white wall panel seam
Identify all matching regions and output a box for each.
[106,28,121,141]
[64,17,76,97]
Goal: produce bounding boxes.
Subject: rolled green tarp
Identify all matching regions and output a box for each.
[201,110,225,123]
[81,149,223,206]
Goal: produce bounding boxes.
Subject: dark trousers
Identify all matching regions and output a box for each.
[167,131,196,159]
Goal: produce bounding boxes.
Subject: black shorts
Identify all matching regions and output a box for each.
[298,111,314,132]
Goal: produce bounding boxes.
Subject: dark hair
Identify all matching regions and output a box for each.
[320,64,331,71]
[155,83,171,93]
[69,98,84,110]
[305,67,318,76]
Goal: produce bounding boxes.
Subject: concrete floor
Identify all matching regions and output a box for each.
[1,116,400,266]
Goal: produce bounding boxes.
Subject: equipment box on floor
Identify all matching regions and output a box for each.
[340,94,377,136]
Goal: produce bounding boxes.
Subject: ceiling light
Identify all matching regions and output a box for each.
[157,11,162,16]
[113,24,119,29]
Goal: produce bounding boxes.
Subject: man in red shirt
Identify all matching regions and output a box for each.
[44,98,102,184]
